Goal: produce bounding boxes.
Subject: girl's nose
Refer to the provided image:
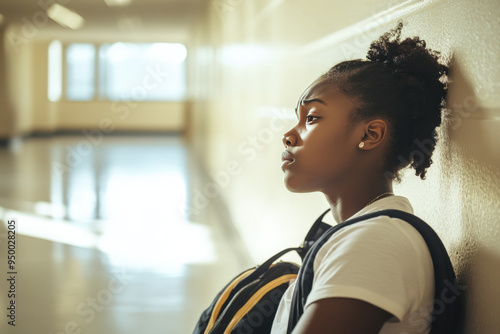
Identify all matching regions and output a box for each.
[282,134,296,147]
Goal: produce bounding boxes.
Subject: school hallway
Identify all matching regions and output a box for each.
[1,0,500,333]
[0,135,252,334]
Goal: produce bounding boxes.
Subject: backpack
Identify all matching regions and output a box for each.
[194,209,460,334]
[192,211,331,334]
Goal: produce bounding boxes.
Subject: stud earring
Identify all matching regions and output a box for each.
[358,142,365,148]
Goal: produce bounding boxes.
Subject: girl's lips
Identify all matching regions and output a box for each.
[281,151,295,170]
[281,160,294,169]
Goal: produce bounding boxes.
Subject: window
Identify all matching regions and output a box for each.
[60,42,187,102]
[99,43,187,101]
[48,40,62,102]
[66,43,96,101]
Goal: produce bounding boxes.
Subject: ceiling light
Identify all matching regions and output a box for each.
[47,4,84,30]
[104,0,133,7]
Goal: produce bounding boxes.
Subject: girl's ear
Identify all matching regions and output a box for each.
[359,119,388,149]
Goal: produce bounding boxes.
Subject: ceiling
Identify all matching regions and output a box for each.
[0,0,208,41]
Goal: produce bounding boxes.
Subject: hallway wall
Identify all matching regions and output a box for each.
[0,26,13,138]
[189,0,500,332]
[1,27,188,138]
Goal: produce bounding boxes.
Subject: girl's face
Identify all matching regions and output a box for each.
[281,77,364,193]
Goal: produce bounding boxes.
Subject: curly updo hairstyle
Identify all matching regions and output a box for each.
[324,21,448,181]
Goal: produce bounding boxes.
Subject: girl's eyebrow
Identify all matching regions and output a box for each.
[302,98,327,106]
[294,98,327,117]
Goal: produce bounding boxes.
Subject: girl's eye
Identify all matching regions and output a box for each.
[306,115,319,123]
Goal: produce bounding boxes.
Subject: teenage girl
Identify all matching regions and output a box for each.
[272,22,448,334]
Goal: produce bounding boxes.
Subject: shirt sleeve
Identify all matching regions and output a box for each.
[305,217,430,321]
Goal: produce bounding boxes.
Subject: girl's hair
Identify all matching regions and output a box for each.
[324,21,449,181]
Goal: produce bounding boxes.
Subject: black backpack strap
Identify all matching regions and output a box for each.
[232,247,300,292]
[297,208,332,260]
[234,209,333,293]
[287,209,460,334]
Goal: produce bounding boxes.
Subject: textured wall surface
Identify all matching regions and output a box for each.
[189,0,500,332]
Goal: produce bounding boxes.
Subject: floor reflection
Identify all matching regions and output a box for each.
[0,135,250,334]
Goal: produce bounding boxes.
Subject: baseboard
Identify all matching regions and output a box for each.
[21,129,185,138]
[0,130,186,148]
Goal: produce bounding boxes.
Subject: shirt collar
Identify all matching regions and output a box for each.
[347,195,414,221]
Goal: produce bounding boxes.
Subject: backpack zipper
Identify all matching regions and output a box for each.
[204,269,254,334]
[222,273,297,333]
[207,280,258,334]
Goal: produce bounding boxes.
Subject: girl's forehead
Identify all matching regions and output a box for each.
[296,77,357,116]
[298,78,335,103]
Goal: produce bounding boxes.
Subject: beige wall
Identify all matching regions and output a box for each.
[0,26,13,138]
[3,27,34,136]
[1,28,188,136]
[190,0,500,332]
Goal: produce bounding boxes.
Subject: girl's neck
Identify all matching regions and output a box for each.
[324,183,393,223]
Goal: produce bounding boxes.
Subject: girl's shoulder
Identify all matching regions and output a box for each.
[320,214,430,258]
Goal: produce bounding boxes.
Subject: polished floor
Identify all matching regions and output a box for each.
[0,135,252,334]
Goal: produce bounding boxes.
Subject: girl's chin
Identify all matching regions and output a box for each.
[283,176,315,193]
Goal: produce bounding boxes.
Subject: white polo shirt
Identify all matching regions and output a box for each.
[270,195,434,334]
